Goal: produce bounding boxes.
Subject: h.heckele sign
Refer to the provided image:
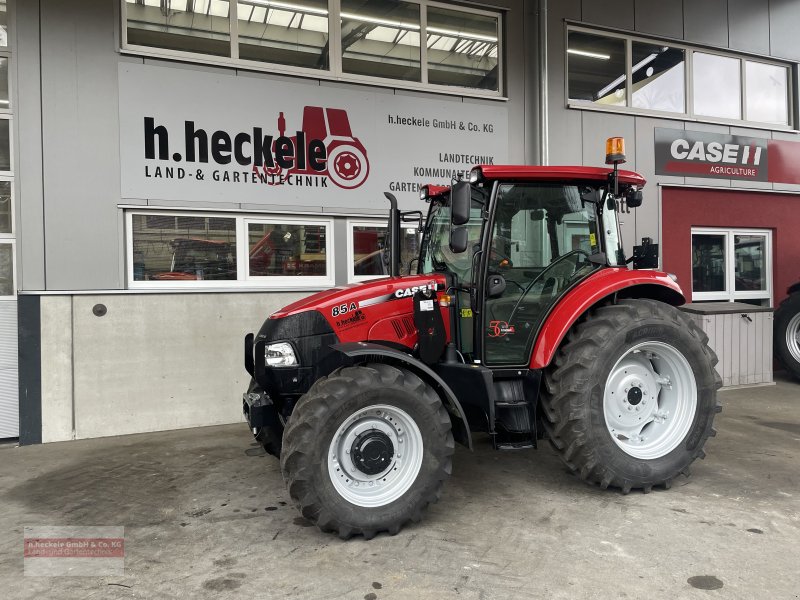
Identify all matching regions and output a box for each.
[119,64,509,211]
[655,127,800,184]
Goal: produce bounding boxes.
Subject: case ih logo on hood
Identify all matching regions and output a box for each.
[143,106,370,189]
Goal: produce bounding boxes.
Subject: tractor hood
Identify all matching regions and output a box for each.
[268,273,450,347]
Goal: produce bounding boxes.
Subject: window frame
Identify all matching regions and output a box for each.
[125,209,335,289]
[690,226,773,304]
[120,0,504,99]
[565,24,795,131]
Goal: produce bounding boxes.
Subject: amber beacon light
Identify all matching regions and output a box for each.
[605,137,626,165]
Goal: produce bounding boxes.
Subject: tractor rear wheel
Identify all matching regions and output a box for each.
[280,363,454,539]
[541,299,721,493]
[774,291,800,380]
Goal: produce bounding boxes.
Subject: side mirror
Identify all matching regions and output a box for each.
[449,226,469,254]
[451,181,471,226]
[486,274,506,298]
[626,188,643,208]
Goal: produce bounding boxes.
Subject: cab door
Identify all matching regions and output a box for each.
[481,183,601,366]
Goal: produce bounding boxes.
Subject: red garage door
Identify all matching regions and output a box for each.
[661,187,800,305]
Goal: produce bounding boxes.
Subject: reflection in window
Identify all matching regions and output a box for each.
[0,58,8,111]
[131,214,236,281]
[0,119,8,172]
[568,31,626,107]
[0,1,6,47]
[693,52,740,120]
[0,181,9,233]
[746,61,788,125]
[341,0,421,82]
[426,7,498,91]
[734,235,766,291]
[692,234,726,293]
[248,222,327,277]
[352,224,419,279]
[126,0,231,57]
[631,42,684,113]
[238,0,329,70]
[0,243,11,295]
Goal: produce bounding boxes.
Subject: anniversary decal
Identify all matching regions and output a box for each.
[119,63,509,210]
[655,128,800,184]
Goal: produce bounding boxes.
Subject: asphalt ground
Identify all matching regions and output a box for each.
[1,375,798,599]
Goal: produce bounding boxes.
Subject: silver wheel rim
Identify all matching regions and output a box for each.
[603,342,697,460]
[786,313,800,363]
[327,404,423,508]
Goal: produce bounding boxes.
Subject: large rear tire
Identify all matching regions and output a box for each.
[541,299,721,493]
[280,363,454,539]
[774,291,800,381]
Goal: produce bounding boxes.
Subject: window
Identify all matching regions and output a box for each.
[121,1,503,97]
[347,220,420,282]
[127,210,334,287]
[693,53,741,120]
[567,26,792,127]
[247,219,332,283]
[0,241,12,296]
[0,118,10,172]
[0,180,10,233]
[691,228,772,305]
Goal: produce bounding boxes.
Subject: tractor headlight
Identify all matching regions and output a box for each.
[265,342,298,367]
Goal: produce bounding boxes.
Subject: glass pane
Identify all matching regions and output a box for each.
[568,31,626,107]
[0,58,8,110]
[0,1,7,48]
[341,0,421,82]
[484,184,599,365]
[426,7,498,91]
[238,0,329,70]
[0,118,9,171]
[0,243,12,296]
[632,42,684,113]
[0,180,10,233]
[249,222,327,277]
[131,214,237,281]
[126,0,231,58]
[734,235,767,291]
[692,234,726,293]
[746,61,788,125]
[352,225,419,277]
[693,53,741,119]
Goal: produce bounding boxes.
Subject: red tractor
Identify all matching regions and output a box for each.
[242,139,721,539]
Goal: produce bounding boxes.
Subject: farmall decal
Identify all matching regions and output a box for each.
[142,106,370,189]
[655,128,768,181]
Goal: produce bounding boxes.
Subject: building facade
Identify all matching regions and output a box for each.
[3,0,799,443]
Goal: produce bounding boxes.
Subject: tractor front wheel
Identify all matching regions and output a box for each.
[541,299,721,493]
[280,363,454,539]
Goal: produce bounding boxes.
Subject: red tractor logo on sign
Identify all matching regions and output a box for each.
[269,106,370,189]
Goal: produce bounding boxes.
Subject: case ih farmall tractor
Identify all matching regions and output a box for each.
[242,139,721,539]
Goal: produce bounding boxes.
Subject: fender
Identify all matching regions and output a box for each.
[331,342,472,450]
[788,281,800,296]
[530,268,685,369]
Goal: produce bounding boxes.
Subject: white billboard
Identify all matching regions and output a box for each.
[119,63,509,211]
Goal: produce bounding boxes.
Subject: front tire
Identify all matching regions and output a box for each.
[280,363,454,539]
[541,299,721,493]
[774,291,800,380]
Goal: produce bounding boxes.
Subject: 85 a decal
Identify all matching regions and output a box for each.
[332,302,358,317]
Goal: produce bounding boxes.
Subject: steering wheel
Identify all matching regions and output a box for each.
[505,250,591,325]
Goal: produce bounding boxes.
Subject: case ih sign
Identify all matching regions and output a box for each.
[655,127,800,184]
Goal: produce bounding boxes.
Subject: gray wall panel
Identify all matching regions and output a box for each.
[547,0,582,165]
[581,0,635,30]
[634,0,683,38]
[769,0,800,61]
[14,0,46,290]
[580,111,636,170]
[728,0,769,54]
[684,0,728,48]
[41,0,122,290]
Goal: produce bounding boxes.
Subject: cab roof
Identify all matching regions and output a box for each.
[478,165,646,186]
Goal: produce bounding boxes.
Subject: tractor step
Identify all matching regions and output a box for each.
[492,430,536,450]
